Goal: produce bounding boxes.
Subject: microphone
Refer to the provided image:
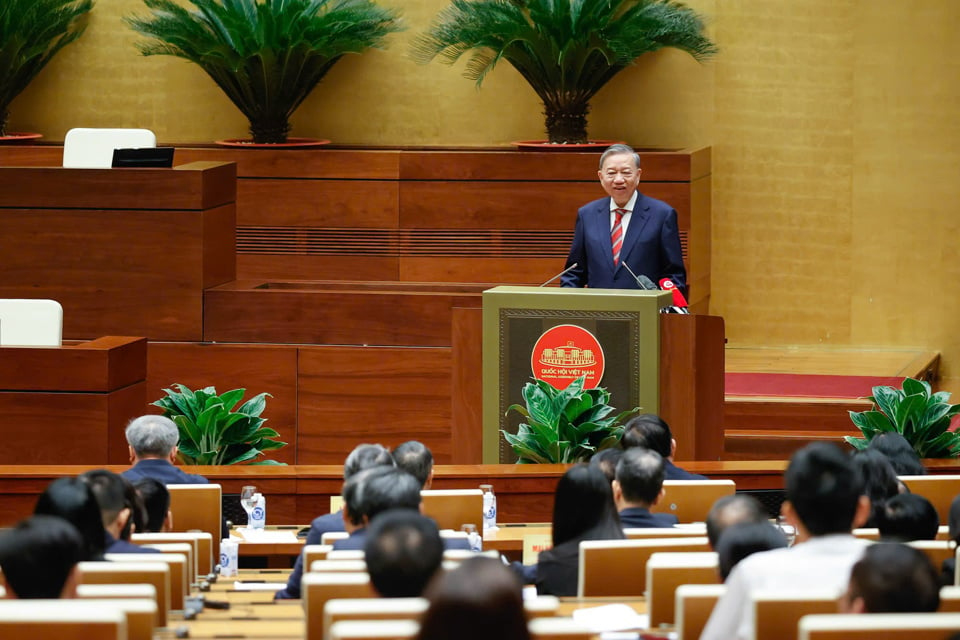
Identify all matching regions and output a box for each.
[659,278,690,314]
[621,262,656,290]
[540,262,578,287]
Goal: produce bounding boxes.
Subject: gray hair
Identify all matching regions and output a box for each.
[599,143,641,170]
[344,443,395,480]
[125,415,179,457]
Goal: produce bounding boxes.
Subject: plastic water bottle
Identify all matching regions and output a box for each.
[249,493,267,529]
[461,524,482,552]
[219,538,238,577]
[480,484,497,530]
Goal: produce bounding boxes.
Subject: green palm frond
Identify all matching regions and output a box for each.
[0,0,93,135]
[126,0,403,143]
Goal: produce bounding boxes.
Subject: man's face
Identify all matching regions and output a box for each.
[598,152,642,207]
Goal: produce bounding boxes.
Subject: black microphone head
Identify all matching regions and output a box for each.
[637,274,657,290]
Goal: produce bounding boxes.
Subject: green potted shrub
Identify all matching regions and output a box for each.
[503,375,638,463]
[411,0,716,144]
[0,0,93,138]
[152,383,287,465]
[125,0,403,144]
[845,377,960,458]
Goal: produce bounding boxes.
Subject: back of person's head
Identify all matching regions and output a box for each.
[552,464,624,546]
[125,414,179,458]
[867,432,926,476]
[80,468,144,540]
[620,414,672,457]
[850,449,900,527]
[716,521,788,581]
[416,556,530,640]
[705,494,768,549]
[343,443,395,480]
[784,443,865,536]
[0,515,85,599]
[589,448,623,484]
[950,494,960,544]
[34,476,107,561]
[134,478,171,533]
[364,509,443,597]
[614,447,665,505]
[843,542,939,613]
[392,441,433,489]
[879,493,940,541]
[342,467,421,526]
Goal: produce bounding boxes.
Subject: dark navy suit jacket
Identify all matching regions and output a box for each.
[561,193,687,295]
[121,459,210,485]
[275,511,346,600]
[105,532,162,555]
[664,460,708,481]
[618,507,679,528]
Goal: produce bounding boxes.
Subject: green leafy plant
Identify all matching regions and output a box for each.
[503,376,638,463]
[0,0,93,136]
[152,383,287,465]
[125,0,403,143]
[844,378,960,458]
[411,0,716,144]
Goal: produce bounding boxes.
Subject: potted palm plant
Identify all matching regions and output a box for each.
[412,0,716,145]
[125,0,403,145]
[0,0,93,139]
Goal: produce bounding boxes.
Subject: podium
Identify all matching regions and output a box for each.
[0,336,147,464]
[482,286,724,463]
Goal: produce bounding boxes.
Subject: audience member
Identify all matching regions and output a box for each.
[392,440,434,489]
[705,494,768,550]
[34,476,108,561]
[334,467,425,550]
[840,543,940,613]
[81,469,159,554]
[700,443,870,640]
[716,521,788,581]
[867,432,926,476]
[364,509,443,597]
[121,415,209,484]
[878,493,939,542]
[134,478,172,533]
[850,449,900,527]
[0,515,85,599]
[613,448,678,528]
[940,494,960,586]
[589,448,622,484]
[417,556,530,640]
[620,414,706,480]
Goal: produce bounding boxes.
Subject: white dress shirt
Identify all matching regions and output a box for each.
[609,191,639,239]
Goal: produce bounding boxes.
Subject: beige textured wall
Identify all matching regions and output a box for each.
[8,0,959,392]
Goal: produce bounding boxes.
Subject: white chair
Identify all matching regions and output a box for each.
[0,299,62,346]
[798,612,960,639]
[62,127,156,169]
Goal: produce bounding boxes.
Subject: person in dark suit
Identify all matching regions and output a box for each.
[81,469,160,555]
[613,448,678,528]
[621,414,707,480]
[0,515,86,599]
[120,415,210,485]
[561,144,687,294]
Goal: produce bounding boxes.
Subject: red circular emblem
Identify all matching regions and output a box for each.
[531,324,605,389]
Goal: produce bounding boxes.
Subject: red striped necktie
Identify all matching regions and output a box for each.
[611,208,627,265]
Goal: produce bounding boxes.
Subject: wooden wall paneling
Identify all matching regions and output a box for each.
[107,383,150,464]
[450,307,483,464]
[174,149,401,180]
[236,179,399,227]
[147,342,300,464]
[237,255,400,282]
[399,150,600,181]
[0,146,62,166]
[0,337,146,393]
[688,174,712,311]
[297,347,453,464]
[0,392,110,464]
[203,204,238,287]
[398,257,562,284]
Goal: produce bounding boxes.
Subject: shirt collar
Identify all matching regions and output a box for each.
[609,191,639,214]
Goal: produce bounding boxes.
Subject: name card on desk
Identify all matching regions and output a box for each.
[522,534,552,565]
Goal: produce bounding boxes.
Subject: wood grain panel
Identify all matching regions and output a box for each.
[174,148,400,179]
[723,397,870,432]
[398,257,563,285]
[237,179,399,227]
[203,204,238,287]
[451,307,483,464]
[0,392,110,464]
[0,337,146,392]
[297,347,453,464]
[0,146,62,166]
[107,382,150,464]
[147,343,299,465]
[237,255,399,281]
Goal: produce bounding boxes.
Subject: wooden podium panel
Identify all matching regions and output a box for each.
[0,162,236,341]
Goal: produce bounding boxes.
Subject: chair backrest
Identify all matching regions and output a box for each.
[624,526,707,540]
[322,531,350,545]
[899,475,960,524]
[105,552,188,611]
[851,528,880,541]
[650,480,736,523]
[0,600,127,640]
[675,584,726,640]
[322,598,428,640]
[751,589,839,640]
[646,551,720,627]
[907,539,955,570]
[328,619,419,640]
[304,544,334,568]
[310,559,369,573]
[167,483,222,560]
[940,585,960,612]
[132,531,213,576]
[528,617,597,640]
[303,572,378,640]
[78,560,170,626]
[525,595,561,619]
[578,537,710,596]
[798,612,960,640]
[421,489,483,530]
[442,549,500,563]
[0,298,62,346]
[77,583,158,602]
[62,127,157,169]
[141,542,195,585]
[78,599,157,640]
[327,550,366,561]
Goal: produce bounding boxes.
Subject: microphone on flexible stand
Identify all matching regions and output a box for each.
[621,261,656,290]
[659,278,690,314]
[539,263,578,287]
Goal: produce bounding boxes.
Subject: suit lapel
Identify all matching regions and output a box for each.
[589,198,617,273]
[618,192,651,265]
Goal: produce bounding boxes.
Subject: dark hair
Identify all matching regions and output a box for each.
[589,448,623,483]
[866,433,926,476]
[950,494,960,544]
[364,509,443,598]
[416,556,530,640]
[706,494,768,549]
[343,443,395,480]
[716,521,788,581]
[552,464,624,546]
[34,476,107,561]
[392,441,434,489]
[81,468,145,541]
[0,515,84,598]
[342,467,421,526]
[850,450,900,528]
[847,543,939,613]
[615,447,665,505]
[134,478,170,533]
[785,443,864,536]
[879,493,940,542]
[620,414,672,457]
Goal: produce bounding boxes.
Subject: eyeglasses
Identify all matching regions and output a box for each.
[603,170,635,179]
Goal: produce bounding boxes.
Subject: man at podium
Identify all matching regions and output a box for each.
[560,144,687,295]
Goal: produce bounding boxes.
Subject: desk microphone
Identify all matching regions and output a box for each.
[659,278,690,314]
[621,262,656,290]
[540,263,578,287]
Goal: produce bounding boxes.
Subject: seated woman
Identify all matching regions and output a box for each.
[34,477,107,561]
